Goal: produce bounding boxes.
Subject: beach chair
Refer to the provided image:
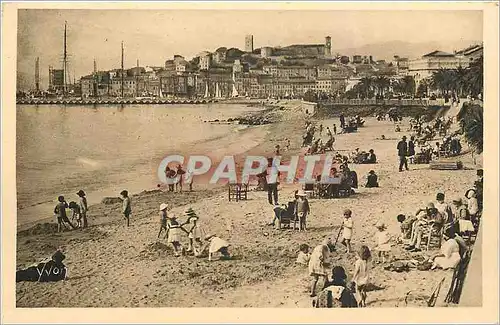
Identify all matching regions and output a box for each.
[421,224,443,251]
[228,183,248,202]
[303,183,317,198]
[277,201,298,230]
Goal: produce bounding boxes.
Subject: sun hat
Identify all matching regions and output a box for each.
[159,203,168,211]
[185,207,197,216]
[76,190,86,196]
[465,189,477,199]
[204,233,215,240]
[426,202,436,210]
[369,170,375,174]
[297,190,307,197]
[452,197,463,204]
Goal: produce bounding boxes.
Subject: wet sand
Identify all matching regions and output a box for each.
[16,103,481,307]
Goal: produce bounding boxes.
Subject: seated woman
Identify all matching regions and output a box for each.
[430,228,465,270]
[365,170,379,188]
[364,149,377,164]
[313,266,358,308]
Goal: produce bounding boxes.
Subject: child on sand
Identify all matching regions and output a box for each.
[54,195,76,232]
[352,245,371,307]
[183,208,205,255]
[374,222,391,264]
[158,203,169,239]
[68,201,82,229]
[333,124,337,135]
[167,215,184,257]
[120,190,131,227]
[76,190,88,228]
[295,190,310,231]
[308,237,332,297]
[200,234,231,261]
[296,243,311,265]
[341,209,353,253]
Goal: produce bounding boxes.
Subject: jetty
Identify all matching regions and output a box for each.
[16,98,219,105]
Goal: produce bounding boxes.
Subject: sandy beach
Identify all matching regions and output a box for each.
[15,102,481,307]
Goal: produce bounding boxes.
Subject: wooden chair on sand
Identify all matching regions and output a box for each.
[421,224,444,251]
[228,182,249,202]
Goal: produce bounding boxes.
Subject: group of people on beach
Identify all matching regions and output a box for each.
[286,111,481,308]
[156,204,230,261]
[164,164,193,192]
[53,190,88,232]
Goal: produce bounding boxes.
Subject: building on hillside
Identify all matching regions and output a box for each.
[245,35,254,53]
[315,77,347,95]
[276,44,325,57]
[408,50,468,85]
[261,47,273,58]
[199,52,212,70]
[393,55,410,75]
[276,66,317,80]
[455,44,483,63]
[233,59,243,74]
[325,36,332,57]
[352,55,363,64]
[213,47,228,64]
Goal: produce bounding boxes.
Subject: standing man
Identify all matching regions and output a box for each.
[408,136,416,164]
[339,114,345,129]
[397,136,409,172]
[264,157,280,205]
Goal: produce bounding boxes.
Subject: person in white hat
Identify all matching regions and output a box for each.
[182,208,205,254]
[198,233,230,261]
[374,221,391,264]
[157,203,169,239]
[294,190,310,231]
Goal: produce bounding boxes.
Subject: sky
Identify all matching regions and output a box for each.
[17,9,483,90]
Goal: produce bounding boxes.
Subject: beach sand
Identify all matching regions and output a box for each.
[16,102,481,307]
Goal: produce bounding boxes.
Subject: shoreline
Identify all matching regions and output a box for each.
[16,100,301,231]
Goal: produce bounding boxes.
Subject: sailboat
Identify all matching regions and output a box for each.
[204,82,209,98]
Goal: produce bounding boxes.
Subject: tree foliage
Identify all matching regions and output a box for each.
[457,103,483,154]
[430,56,483,97]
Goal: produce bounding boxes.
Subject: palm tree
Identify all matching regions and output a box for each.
[358,77,373,99]
[458,103,483,154]
[401,76,416,96]
[466,56,483,97]
[374,76,390,98]
[454,66,468,97]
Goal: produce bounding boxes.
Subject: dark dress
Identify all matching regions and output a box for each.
[366,174,379,188]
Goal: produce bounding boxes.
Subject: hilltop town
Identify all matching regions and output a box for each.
[27,35,483,101]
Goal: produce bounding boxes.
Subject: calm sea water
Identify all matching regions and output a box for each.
[16,103,260,225]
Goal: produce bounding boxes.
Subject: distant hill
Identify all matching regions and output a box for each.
[337,40,482,61]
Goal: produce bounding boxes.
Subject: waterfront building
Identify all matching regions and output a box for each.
[409,50,468,85]
[199,52,212,70]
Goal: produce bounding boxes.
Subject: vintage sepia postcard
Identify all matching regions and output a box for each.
[1,1,499,324]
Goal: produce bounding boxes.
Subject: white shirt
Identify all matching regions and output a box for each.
[266,165,279,184]
[468,197,479,215]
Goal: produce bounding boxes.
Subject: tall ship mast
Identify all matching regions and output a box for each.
[63,21,68,96]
